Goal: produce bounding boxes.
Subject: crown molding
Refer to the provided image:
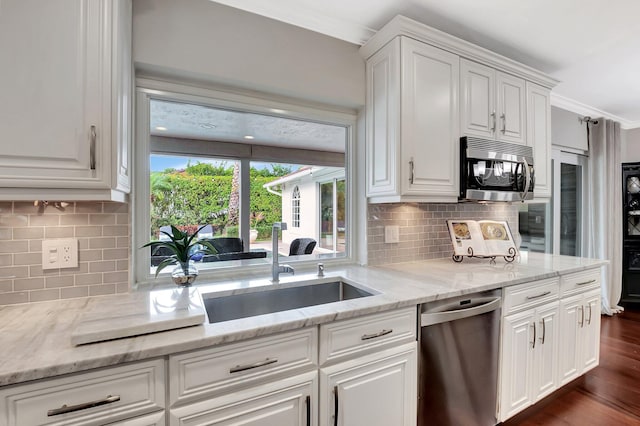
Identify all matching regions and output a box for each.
[359,15,559,89]
[210,0,375,45]
[550,93,640,130]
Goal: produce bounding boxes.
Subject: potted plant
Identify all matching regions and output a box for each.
[143,225,217,285]
[250,211,265,243]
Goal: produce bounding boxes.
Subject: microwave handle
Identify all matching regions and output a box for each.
[521,157,531,201]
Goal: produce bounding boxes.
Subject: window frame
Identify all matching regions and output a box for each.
[134,79,358,288]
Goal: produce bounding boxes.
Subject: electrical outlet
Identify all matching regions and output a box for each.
[384,225,400,243]
[42,239,78,270]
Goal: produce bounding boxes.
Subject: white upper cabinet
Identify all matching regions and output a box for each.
[526,82,552,199]
[401,38,460,199]
[365,36,459,203]
[460,60,496,138]
[461,59,526,145]
[361,15,558,204]
[0,0,132,201]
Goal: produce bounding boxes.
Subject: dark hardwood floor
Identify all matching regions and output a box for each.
[502,309,640,425]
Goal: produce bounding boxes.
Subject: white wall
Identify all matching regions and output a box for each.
[551,106,588,151]
[281,181,318,244]
[622,128,640,163]
[132,0,365,108]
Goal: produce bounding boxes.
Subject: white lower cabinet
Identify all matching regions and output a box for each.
[319,343,417,426]
[168,307,417,426]
[0,359,165,426]
[499,268,603,422]
[169,372,317,426]
[558,288,601,385]
[499,299,559,421]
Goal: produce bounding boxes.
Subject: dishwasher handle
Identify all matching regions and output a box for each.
[421,297,501,326]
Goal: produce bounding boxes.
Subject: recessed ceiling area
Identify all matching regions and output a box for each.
[150,99,347,152]
[211,0,640,127]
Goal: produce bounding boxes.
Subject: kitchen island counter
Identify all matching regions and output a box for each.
[0,252,605,386]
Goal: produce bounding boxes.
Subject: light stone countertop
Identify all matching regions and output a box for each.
[0,252,606,387]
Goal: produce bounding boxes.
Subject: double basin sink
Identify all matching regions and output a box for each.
[201,279,376,324]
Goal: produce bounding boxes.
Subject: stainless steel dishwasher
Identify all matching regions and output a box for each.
[418,289,502,426]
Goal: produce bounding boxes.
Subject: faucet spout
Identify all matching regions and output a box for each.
[271,222,294,282]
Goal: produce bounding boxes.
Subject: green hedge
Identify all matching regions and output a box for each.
[150,172,282,239]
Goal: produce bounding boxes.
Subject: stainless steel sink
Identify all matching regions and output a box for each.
[202,280,375,324]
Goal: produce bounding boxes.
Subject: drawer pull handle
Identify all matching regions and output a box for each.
[526,291,551,300]
[361,329,393,341]
[577,279,597,286]
[230,358,278,374]
[47,395,120,417]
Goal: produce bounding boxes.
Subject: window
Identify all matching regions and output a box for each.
[291,186,300,228]
[134,86,355,285]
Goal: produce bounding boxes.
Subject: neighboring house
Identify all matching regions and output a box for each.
[264,166,345,252]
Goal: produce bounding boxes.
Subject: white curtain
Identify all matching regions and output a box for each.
[585,119,622,315]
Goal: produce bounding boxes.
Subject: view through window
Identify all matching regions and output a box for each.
[144,98,349,276]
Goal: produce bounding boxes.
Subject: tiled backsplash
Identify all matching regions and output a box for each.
[0,201,130,305]
[368,203,519,265]
[0,199,517,304]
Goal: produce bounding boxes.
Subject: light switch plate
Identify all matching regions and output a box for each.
[384,225,400,243]
[42,238,78,270]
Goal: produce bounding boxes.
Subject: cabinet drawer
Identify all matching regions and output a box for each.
[560,268,601,297]
[0,359,164,426]
[503,278,559,315]
[319,307,417,365]
[169,327,317,407]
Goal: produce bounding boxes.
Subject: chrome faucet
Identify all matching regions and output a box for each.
[271,222,294,282]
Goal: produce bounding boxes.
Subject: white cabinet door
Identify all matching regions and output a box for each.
[365,36,460,203]
[558,294,584,385]
[526,82,552,199]
[170,372,317,426]
[500,301,560,422]
[496,72,526,145]
[366,37,400,197]
[400,38,459,199]
[532,302,559,401]
[319,343,416,426]
[558,289,601,386]
[0,0,96,184]
[500,310,535,421]
[460,59,495,139]
[0,0,131,199]
[461,61,526,145]
[581,289,601,373]
[558,295,582,385]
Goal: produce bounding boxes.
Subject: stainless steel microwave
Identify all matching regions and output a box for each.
[460,137,534,202]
